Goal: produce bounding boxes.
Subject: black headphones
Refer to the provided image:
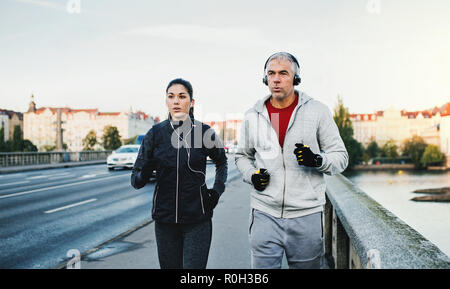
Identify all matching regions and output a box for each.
[263,52,301,86]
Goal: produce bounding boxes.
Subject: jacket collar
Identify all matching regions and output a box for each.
[253,90,312,113]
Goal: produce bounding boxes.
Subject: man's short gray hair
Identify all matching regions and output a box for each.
[264,52,299,76]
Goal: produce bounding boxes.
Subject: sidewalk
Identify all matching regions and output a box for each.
[80,171,261,269]
[0,160,105,174]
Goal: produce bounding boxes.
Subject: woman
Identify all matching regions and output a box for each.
[131,78,228,269]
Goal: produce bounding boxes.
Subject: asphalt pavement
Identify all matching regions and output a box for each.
[79,159,291,269]
[79,171,253,269]
[0,155,246,269]
[0,164,153,268]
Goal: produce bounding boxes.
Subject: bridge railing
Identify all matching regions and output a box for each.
[324,174,449,269]
[0,151,113,167]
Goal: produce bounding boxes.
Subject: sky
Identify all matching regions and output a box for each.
[1,0,449,121]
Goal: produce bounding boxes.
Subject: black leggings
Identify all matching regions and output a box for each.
[154,219,212,269]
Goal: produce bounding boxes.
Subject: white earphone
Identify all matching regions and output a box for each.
[170,121,206,187]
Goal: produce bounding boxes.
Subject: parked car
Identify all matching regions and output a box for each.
[135,134,145,145]
[107,145,140,170]
[228,145,238,154]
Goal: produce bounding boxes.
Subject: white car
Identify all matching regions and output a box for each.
[107,145,140,170]
[228,145,238,154]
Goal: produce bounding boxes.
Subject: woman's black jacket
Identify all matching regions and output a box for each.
[131,117,228,224]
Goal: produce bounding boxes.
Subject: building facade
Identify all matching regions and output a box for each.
[0,109,23,141]
[23,97,155,152]
[350,103,450,165]
[0,114,8,142]
[204,119,243,147]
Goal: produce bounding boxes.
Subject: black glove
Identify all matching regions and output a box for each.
[251,168,270,191]
[202,188,220,211]
[294,143,323,167]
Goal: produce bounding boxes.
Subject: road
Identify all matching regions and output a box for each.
[0,159,231,269]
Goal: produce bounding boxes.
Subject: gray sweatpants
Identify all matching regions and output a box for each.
[249,209,324,269]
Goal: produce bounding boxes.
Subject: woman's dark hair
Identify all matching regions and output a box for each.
[166,78,194,119]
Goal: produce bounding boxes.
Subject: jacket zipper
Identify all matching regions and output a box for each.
[175,133,180,223]
[199,187,205,214]
[152,184,159,215]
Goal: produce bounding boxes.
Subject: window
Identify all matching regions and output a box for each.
[116,147,139,153]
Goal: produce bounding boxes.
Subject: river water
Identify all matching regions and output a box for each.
[344,169,450,257]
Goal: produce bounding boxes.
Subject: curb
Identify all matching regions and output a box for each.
[54,218,154,269]
[54,169,243,269]
[0,161,106,175]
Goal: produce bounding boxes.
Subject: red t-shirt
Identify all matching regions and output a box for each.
[265,94,299,148]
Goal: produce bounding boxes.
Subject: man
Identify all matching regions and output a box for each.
[235,52,348,269]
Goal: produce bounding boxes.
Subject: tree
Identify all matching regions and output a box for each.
[421,144,444,167]
[42,143,67,152]
[381,139,398,160]
[0,126,5,152]
[101,125,122,150]
[362,152,371,164]
[333,95,354,141]
[82,130,98,151]
[402,135,427,169]
[0,125,38,152]
[123,135,138,145]
[365,140,380,159]
[381,139,399,160]
[346,137,364,167]
[22,140,38,152]
[11,125,23,152]
[42,145,56,152]
[333,95,363,170]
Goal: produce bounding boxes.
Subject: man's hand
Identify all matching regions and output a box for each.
[294,143,322,167]
[251,168,270,191]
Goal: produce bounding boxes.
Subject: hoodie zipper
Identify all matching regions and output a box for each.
[258,93,304,218]
[258,112,288,218]
[280,106,301,218]
[280,147,287,218]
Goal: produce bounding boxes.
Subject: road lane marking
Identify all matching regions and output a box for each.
[79,174,97,179]
[95,172,109,176]
[27,175,48,179]
[44,198,97,214]
[49,172,72,177]
[0,181,30,187]
[48,175,74,180]
[0,174,129,200]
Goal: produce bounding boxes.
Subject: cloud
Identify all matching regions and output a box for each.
[14,0,65,10]
[14,0,86,14]
[124,24,270,47]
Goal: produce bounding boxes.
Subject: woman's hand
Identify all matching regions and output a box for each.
[202,188,220,211]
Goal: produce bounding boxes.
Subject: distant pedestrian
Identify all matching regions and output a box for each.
[131,78,228,269]
[235,52,348,269]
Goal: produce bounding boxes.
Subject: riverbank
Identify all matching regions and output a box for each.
[411,187,450,203]
[354,164,414,170]
[353,164,449,171]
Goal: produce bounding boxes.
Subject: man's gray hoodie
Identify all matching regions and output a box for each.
[235,91,348,218]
